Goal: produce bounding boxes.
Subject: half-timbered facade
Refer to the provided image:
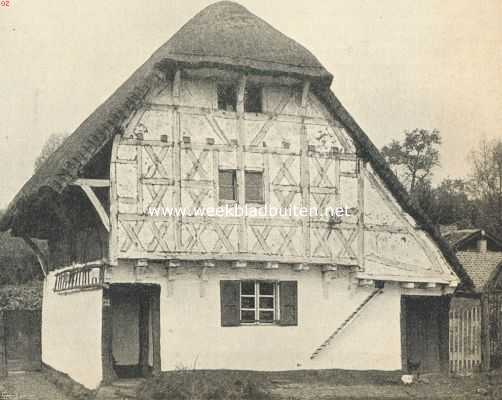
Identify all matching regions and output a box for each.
[0,2,468,390]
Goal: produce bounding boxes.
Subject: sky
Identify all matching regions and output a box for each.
[0,0,501,209]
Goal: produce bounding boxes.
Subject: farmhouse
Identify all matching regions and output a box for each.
[0,1,467,390]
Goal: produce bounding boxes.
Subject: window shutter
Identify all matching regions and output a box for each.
[220,280,240,326]
[279,281,298,326]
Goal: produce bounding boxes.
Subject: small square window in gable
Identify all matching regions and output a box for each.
[217,84,237,112]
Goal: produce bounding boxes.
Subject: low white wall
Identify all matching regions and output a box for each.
[42,272,103,389]
[112,262,403,371]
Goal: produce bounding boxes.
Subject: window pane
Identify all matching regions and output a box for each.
[244,85,262,113]
[259,282,274,295]
[259,297,274,309]
[241,297,255,309]
[219,170,236,201]
[259,311,274,322]
[241,310,255,322]
[245,171,263,203]
[219,186,235,201]
[219,170,234,186]
[217,84,237,111]
[241,281,255,295]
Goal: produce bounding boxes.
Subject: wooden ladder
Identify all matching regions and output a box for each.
[310,288,383,360]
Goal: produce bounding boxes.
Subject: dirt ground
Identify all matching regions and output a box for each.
[0,372,71,400]
[268,371,502,399]
[2,370,502,400]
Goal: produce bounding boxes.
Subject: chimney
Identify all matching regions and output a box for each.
[478,230,487,253]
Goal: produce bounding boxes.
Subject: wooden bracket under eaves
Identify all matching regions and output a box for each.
[71,178,111,231]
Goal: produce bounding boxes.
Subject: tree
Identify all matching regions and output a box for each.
[381,129,441,194]
[468,138,502,237]
[34,132,68,171]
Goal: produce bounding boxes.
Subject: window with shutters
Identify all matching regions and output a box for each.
[220,280,297,326]
[245,171,264,203]
[219,169,237,202]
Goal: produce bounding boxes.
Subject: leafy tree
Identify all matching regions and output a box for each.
[381,129,441,194]
[34,132,68,171]
[468,139,502,237]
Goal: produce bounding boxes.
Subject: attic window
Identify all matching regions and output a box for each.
[217,84,237,111]
[244,84,262,113]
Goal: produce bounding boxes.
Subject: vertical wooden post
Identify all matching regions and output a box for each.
[152,287,161,374]
[101,288,116,383]
[438,295,451,373]
[0,311,7,377]
[357,160,365,269]
[237,75,247,253]
[481,293,491,371]
[400,296,408,372]
[138,292,150,377]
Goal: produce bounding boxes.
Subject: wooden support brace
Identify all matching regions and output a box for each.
[301,80,310,108]
[173,70,181,98]
[22,236,48,277]
[264,262,279,270]
[358,279,374,287]
[236,75,247,113]
[322,264,338,272]
[293,263,310,272]
[79,184,110,232]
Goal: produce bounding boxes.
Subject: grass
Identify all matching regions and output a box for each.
[136,369,272,400]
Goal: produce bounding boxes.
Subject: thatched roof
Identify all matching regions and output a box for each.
[0,1,472,289]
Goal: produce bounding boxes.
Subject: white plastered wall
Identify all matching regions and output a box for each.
[42,272,103,389]
[112,261,402,372]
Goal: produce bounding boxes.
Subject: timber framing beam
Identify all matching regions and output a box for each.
[21,236,48,277]
[71,180,110,232]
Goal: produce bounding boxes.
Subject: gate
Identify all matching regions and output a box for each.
[449,299,482,374]
[3,310,41,372]
[487,292,502,369]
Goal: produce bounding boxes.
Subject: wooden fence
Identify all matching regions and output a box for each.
[449,299,482,374]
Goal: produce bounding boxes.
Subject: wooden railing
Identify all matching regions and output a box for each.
[53,261,106,293]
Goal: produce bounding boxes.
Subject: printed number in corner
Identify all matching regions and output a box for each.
[1,1,10,7]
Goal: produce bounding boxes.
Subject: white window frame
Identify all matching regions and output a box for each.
[239,280,279,325]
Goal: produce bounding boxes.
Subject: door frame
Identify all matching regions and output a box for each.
[102,283,161,382]
[401,295,451,374]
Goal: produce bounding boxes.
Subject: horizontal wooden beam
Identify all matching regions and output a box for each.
[232,261,247,269]
[72,178,110,188]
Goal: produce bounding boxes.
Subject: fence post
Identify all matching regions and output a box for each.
[481,294,491,371]
[0,311,7,377]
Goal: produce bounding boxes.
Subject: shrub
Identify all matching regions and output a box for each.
[137,369,271,400]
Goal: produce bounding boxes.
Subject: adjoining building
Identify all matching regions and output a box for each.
[444,228,502,373]
[0,2,467,390]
